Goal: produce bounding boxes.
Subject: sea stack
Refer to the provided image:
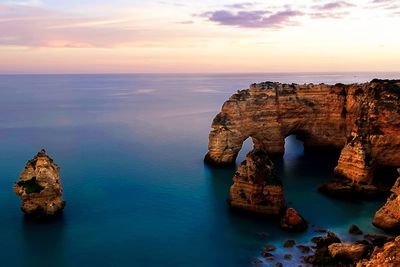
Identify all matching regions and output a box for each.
[14,149,65,218]
[228,149,285,215]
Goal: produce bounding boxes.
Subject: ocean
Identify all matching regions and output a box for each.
[0,73,398,267]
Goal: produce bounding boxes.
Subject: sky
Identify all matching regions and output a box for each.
[0,0,399,73]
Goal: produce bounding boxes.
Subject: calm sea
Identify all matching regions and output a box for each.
[0,73,398,267]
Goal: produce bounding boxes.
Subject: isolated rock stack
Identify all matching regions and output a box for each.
[228,149,285,215]
[14,149,65,218]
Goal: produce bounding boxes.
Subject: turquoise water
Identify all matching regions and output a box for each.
[0,73,398,267]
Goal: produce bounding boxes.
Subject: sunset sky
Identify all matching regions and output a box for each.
[0,0,399,73]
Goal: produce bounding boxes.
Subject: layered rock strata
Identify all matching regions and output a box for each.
[228,149,285,215]
[14,149,65,218]
[373,174,400,231]
[205,79,400,187]
[357,236,400,267]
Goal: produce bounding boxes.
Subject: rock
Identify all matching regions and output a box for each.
[249,258,263,265]
[304,232,341,266]
[13,149,65,218]
[205,80,400,197]
[363,234,394,247]
[297,245,311,253]
[261,252,273,258]
[262,245,276,252]
[284,254,292,260]
[228,149,285,215]
[280,208,308,232]
[328,242,370,262]
[373,176,400,232]
[318,179,387,199]
[357,236,400,267]
[283,239,296,248]
[275,263,283,267]
[256,232,269,239]
[349,224,363,235]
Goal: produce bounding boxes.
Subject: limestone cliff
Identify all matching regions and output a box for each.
[228,149,285,215]
[205,79,400,186]
[14,149,65,218]
[373,174,400,231]
[357,236,400,267]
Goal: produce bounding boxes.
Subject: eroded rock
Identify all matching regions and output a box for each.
[205,80,400,197]
[280,208,308,232]
[357,236,400,267]
[228,149,285,215]
[14,149,65,218]
[373,175,400,232]
[328,242,370,262]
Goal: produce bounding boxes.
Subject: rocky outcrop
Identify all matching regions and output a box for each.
[372,174,400,232]
[280,208,308,232]
[205,79,400,192]
[228,149,285,215]
[14,149,65,218]
[357,236,400,267]
[328,243,370,262]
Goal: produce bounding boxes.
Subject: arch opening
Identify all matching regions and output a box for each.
[283,135,305,161]
[236,137,254,164]
[372,165,399,189]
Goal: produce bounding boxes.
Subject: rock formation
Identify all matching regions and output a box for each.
[372,174,400,232]
[228,149,285,215]
[328,242,370,263]
[357,236,400,267]
[14,149,65,218]
[205,79,400,193]
[280,207,308,232]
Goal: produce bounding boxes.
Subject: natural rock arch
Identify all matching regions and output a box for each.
[205,80,400,187]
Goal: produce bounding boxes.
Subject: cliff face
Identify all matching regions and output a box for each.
[205,79,400,186]
[228,149,285,215]
[14,149,65,218]
[373,174,400,231]
[357,236,400,267]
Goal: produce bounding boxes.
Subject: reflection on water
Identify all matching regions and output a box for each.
[20,215,66,266]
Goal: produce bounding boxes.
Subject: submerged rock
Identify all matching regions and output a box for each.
[280,208,308,232]
[228,149,285,215]
[304,232,341,266]
[283,239,296,248]
[349,224,363,235]
[14,149,65,218]
[373,175,400,232]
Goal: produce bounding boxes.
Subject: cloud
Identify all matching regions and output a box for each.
[314,1,355,10]
[202,9,303,28]
[225,2,256,9]
[0,3,199,48]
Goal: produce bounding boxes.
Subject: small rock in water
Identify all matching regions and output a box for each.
[283,239,296,248]
[348,224,363,235]
[280,208,308,232]
[297,245,311,253]
[312,226,328,233]
[261,252,273,258]
[257,232,269,239]
[262,245,276,252]
[275,263,283,267]
[249,258,263,265]
[284,254,292,260]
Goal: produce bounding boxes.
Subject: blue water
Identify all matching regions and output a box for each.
[0,73,398,267]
